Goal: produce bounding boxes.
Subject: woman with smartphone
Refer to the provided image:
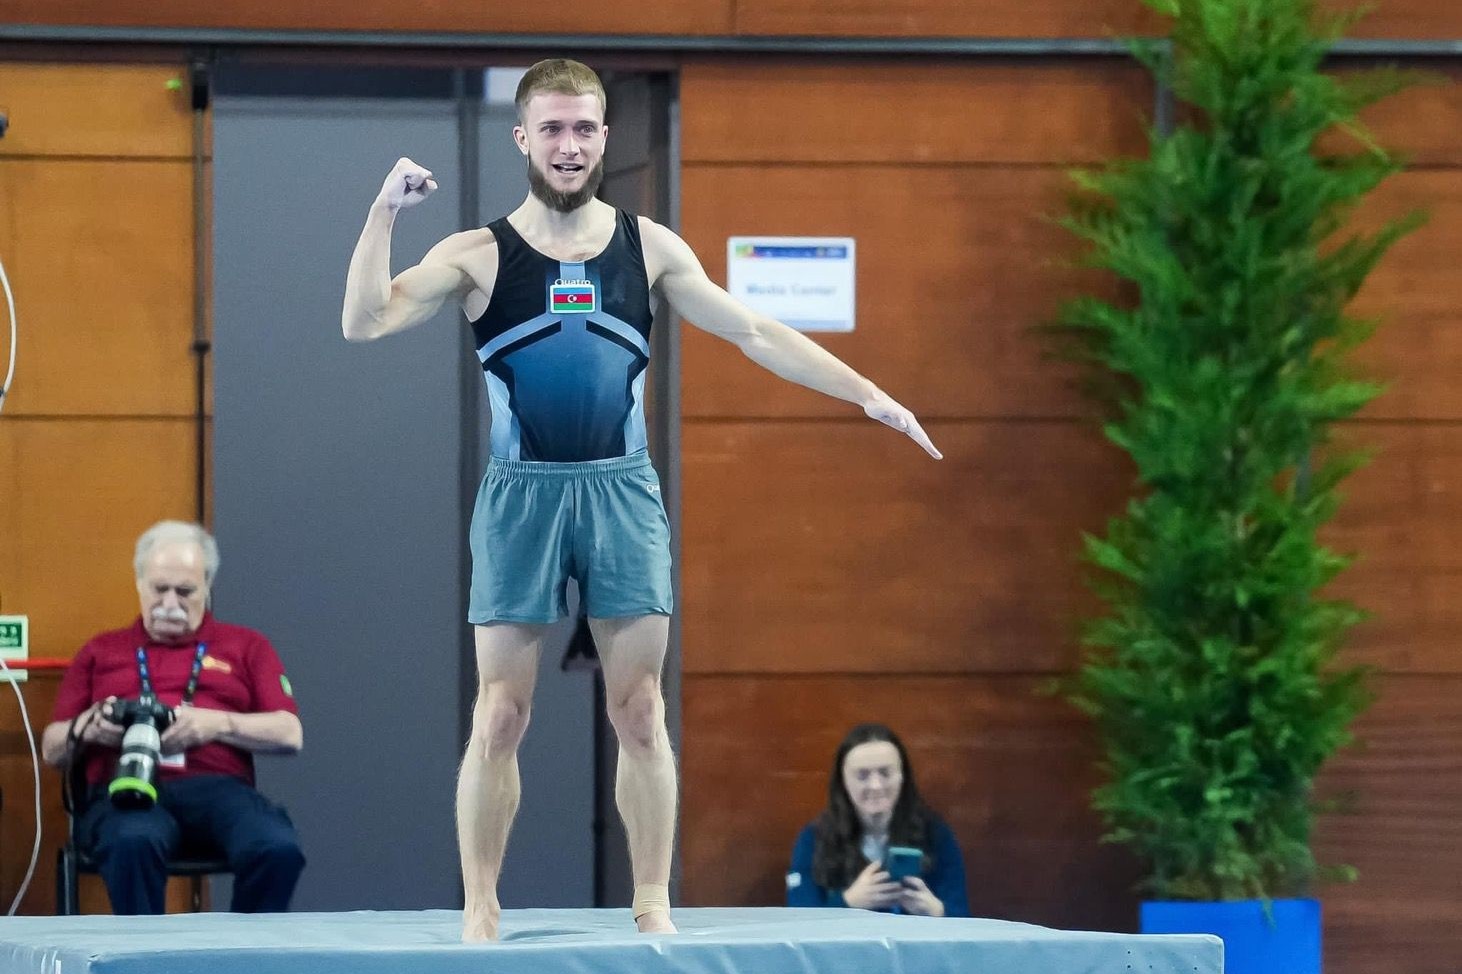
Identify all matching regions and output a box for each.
[785,723,970,916]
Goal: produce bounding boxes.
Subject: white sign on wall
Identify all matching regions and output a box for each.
[726,237,856,333]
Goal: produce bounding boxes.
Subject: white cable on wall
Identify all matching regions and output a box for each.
[0,252,38,913]
[0,252,14,418]
[0,657,42,916]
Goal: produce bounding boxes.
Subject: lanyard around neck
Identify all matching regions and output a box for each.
[135,642,208,706]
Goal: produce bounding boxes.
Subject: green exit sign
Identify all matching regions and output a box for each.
[0,615,26,651]
[0,615,29,683]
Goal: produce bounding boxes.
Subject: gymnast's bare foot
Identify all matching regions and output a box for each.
[636,908,678,934]
[462,900,501,942]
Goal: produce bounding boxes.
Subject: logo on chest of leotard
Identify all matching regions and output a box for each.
[550,279,596,314]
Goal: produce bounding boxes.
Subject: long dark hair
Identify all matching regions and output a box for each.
[811,723,934,891]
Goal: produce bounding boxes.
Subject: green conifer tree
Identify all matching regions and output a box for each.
[1060,0,1424,899]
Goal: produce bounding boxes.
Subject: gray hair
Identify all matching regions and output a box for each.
[133,520,220,584]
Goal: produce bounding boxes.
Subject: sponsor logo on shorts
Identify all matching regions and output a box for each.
[645,484,660,494]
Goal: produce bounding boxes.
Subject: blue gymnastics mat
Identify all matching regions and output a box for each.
[0,907,1222,974]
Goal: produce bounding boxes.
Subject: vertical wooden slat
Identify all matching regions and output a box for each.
[0,61,200,917]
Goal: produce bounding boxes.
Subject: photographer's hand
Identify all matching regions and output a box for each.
[82,697,124,749]
[160,705,233,754]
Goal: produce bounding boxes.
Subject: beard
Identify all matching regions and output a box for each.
[527,155,605,213]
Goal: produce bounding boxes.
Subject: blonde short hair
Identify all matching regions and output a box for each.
[515,58,606,120]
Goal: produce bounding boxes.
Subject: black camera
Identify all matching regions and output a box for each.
[106,694,175,809]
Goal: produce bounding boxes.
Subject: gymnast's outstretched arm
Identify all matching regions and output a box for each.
[641,217,941,459]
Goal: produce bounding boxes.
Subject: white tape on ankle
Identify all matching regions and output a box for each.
[632,883,671,920]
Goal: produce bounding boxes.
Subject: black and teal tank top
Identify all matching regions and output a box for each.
[470,209,654,462]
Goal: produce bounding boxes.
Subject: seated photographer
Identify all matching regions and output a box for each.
[786,723,969,917]
[40,520,305,915]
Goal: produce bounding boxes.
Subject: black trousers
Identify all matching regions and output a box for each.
[78,774,305,915]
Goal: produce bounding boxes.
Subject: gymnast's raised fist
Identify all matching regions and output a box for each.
[377,156,439,211]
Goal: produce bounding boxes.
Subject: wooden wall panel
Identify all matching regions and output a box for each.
[735,0,1462,41]
[5,0,1462,41]
[1348,63,1462,168]
[1323,0,1462,41]
[1,0,735,36]
[678,45,1462,974]
[681,418,1462,677]
[1326,422,1462,674]
[682,672,1462,963]
[1314,674,1462,974]
[731,0,1156,39]
[678,60,1149,422]
[0,420,197,660]
[0,63,192,159]
[1348,171,1462,422]
[679,166,1111,421]
[680,168,1462,426]
[0,60,203,919]
[734,0,1462,43]
[0,160,196,417]
[680,61,1151,166]
[681,421,1126,675]
[736,0,1462,42]
[681,674,1142,930]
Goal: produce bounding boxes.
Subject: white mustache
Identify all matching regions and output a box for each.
[151,606,189,624]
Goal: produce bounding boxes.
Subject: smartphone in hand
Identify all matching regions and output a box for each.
[884,845,923,882]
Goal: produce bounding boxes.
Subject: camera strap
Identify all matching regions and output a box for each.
[135,642,209,706]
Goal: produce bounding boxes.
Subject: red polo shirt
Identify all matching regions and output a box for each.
[52,613,299,787]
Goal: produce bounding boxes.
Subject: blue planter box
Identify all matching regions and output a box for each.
[1141,898,1321,974]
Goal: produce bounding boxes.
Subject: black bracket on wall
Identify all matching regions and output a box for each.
[188,52,213,523]
[190,57,211,112]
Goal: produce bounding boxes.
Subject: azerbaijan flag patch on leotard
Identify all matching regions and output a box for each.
[550,282,596,314]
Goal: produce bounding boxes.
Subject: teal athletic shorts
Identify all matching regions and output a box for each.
[468,451,673,624]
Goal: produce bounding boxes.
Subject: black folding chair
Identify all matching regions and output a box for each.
[56,746,231,914]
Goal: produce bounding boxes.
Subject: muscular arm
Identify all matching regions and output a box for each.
[342,158,488,342]
[646,221,876,402]
[643,219,941,458]
[341,204,475,342]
